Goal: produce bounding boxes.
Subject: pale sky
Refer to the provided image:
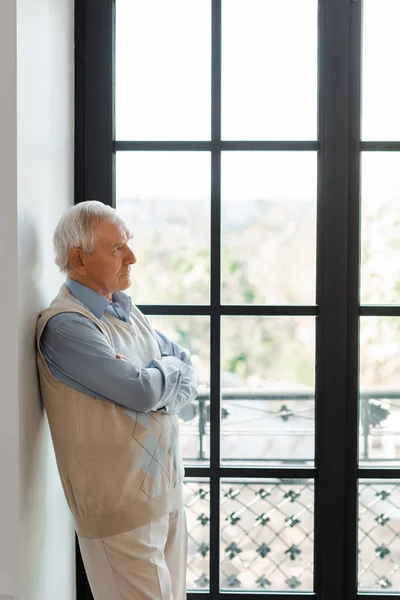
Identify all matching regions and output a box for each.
[116,151,317,202]
[115,0,400,202]
[362,0,400,141]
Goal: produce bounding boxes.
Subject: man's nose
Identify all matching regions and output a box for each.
[125,247,136,264]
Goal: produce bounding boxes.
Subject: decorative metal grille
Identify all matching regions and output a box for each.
[185,480,400,593]
[359,482,400,591]
[184,480,314,591]
[184,480,211,590]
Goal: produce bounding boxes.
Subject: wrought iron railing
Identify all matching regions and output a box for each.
[184,479,314,592]
[181,390,400,592]
[180,389,400,463]
[184,479,400,593]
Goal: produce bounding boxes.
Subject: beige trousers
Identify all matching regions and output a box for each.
[78,508,187,600]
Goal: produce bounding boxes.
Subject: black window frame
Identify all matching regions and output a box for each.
[74,1,400,599]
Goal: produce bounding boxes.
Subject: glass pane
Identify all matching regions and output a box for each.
[116,0,211,141]
[359,480,400,591]
[184,479,210,591]
[116,152,210,304]
[360,153,400,304]
[359,317,400,466]
[221,317,315,466]
[221,479,314,591]
[362,1,400,141]
[222,152,317,305]
[148,315,210,465]
[222,0,318,141]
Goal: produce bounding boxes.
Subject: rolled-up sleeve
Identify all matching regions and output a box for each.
[40,314,193,413]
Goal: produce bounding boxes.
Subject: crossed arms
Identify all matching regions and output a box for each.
[40,314,198,414]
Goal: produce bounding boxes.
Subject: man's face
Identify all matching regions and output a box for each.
[73,221,136,297]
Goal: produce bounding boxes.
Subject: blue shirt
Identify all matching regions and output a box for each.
[40,278,197,414]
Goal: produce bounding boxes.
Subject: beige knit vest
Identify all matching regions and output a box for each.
[36,285,184,539]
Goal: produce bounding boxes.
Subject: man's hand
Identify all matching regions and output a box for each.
[116,353,129,361]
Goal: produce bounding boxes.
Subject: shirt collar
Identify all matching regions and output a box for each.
[65,277,132,321]
[111,290,132,321]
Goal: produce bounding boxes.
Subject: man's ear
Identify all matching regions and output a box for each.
[69,247,87,275]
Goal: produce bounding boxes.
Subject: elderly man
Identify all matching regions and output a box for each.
[36,201,198,600]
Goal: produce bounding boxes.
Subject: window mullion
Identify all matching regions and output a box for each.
[76,0,114,206]
[315,1,353,599]
[210,1,222,595]
[346,0,363,598]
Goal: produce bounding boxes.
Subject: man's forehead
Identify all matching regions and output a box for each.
[96,221,132,245]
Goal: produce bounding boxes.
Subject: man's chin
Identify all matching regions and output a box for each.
[120,276,131,290]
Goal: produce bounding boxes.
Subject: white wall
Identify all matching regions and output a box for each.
[0,0,75,598]
[0,1,19,598]
[17,0,75,598]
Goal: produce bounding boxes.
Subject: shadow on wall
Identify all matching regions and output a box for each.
[18,217,45,490]
[18,217,46,599]
[18,216,70,600]
[18,219,44,478]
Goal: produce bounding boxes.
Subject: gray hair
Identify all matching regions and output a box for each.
[53,201,132,272]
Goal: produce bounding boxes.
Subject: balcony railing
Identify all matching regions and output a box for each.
[184,479,400,593]
[181,390,400,592]
[179,389,400,463]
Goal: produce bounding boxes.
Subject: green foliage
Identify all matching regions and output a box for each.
[368,400,390,428]
[128,193,400,395]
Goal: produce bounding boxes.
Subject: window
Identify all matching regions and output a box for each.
[75,0,400,598]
